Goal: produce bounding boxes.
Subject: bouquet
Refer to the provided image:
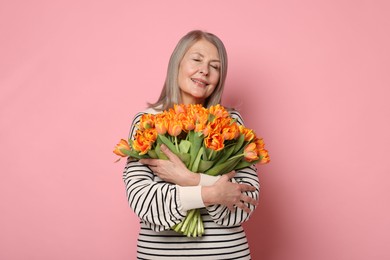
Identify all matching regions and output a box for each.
[114,104,270,237]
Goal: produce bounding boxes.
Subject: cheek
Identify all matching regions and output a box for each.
[211,75,220,87]
[207,85,217,96]
[211,70,220,84]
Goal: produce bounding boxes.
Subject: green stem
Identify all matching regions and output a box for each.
[175,136,179,153]
[208,149,214,161]
[227,153,244,161]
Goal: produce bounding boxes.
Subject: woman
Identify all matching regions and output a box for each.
[123,30,260,259]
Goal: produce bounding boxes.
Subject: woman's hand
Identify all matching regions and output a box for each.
[139,145,200,186]
[201,171,258,213]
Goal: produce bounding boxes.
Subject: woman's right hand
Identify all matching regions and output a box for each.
[201,171,258,213]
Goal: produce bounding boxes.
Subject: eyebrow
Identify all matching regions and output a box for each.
[191,52,221,62]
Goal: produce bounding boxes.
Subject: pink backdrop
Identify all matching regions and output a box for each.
[1,1,389,259]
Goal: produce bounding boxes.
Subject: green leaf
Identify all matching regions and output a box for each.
[189,132,203,169]
[177,153,191,168]
[205,156,242,176]
[157,134,177,153]
[214,144,236,165]
[120,148,145,159]
[179,140,191,154]
[191,147,204,172]
[147,150,158,159]
[155,144,168,160]
[233,134,245,154]
[198,159,214,172]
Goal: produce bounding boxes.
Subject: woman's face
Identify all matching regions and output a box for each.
[178,39,220,105]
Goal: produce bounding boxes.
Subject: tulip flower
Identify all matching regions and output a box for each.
[113,139,131,157]
[168,120,182,136]
[222,122,240,140]
[132,131,153,155]
[204,132,224,151]
[139,114,155,130]
[174,104,186,114]
[239,125,255,142]
[259,149,270,164]
[254,137,265,150]
[209,104,229,118]
[155,119,168,135]
[243,143,259,162]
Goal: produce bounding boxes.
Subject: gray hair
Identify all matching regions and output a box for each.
[149,30,228,111]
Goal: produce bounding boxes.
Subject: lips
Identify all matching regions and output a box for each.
[191,78,208,87]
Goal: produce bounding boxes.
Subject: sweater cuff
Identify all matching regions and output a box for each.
[177,185,205,211]
[199,174,220,186]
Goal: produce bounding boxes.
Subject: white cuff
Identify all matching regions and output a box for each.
[199,174,220,186]
[177,185,205,211]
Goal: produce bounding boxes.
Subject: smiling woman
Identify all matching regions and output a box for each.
[121,30,260,259]
[149,30,228,112]
[178,39,221,105]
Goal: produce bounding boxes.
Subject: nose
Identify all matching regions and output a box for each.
[199,63,209,76]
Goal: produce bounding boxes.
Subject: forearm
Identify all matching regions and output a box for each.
[123,160,186,229]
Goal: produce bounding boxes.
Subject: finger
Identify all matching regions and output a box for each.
[235,201,252,213]
[241,204,252,214]
[239,183,257,192]
[228,205,235,212]
[224,170,236,180]
[160,144,180,162]
[241,195,257,206]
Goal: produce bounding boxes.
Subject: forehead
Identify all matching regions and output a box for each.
[186,39,219,59]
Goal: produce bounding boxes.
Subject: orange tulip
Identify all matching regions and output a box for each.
[168,120,182,136]
[132,131,154,155]
[192,108,208,125]
[239,125,255,142]
[203,118,223,136]
[113,139,131,157]
[195,122,207,133]
[204,132,224,151]
[259,149,270,164]
[209,104,229,119]
[221,122,240,140]
[174,104,186,114]
[155,118,168,135]
[244,143,259,162]
[254,137,265,150]
[143,128,157,142]
[139,114,155,130]
[182,118,195,131]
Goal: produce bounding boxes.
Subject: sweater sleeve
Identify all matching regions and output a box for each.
[205,110,261,226]
[122,112,187,232]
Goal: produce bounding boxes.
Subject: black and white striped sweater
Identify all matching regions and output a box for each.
[123,108,260,259]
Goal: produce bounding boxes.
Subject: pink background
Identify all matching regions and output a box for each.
[1,1,389,259]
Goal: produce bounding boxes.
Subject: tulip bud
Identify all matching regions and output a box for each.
[113,139,131,157]
[244,143,259,162]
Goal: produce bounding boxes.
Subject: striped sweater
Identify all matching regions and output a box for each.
[122,108,260,259]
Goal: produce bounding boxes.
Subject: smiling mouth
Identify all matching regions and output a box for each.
[192,78,208,87]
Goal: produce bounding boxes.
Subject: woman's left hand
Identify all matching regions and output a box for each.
[139,145,200,186]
